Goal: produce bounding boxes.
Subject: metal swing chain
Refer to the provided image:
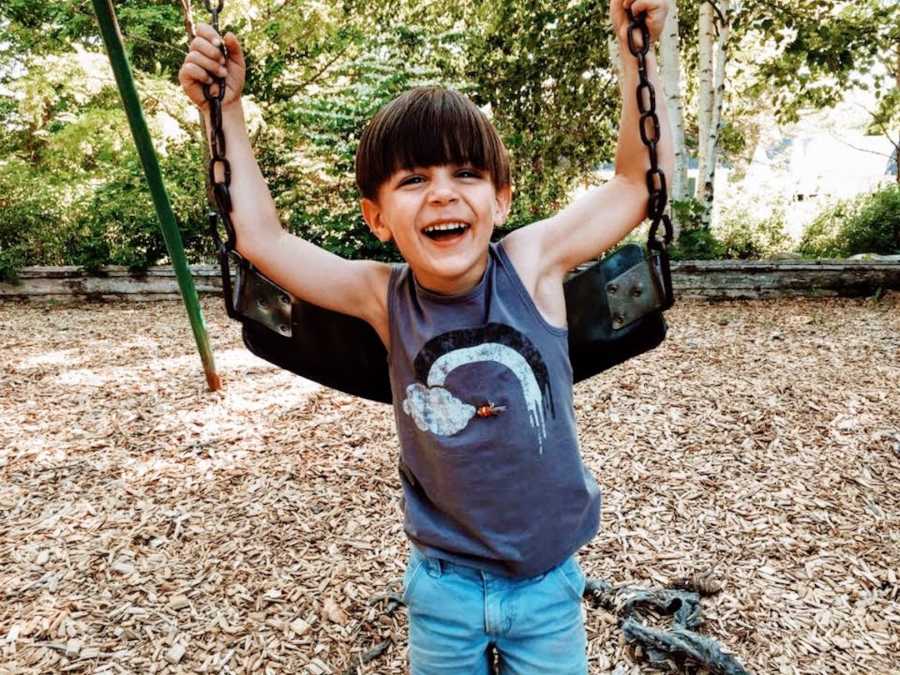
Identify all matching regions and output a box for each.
[624,8,675,264]
[203,0,231,234]
[202,0,246,321]
[202,0,295,333]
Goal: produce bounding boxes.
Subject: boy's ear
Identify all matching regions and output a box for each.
[361,197,393,243]
[493,184,513,226]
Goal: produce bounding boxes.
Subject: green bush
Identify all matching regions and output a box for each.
[0,245,27,283]
[0,142,211,281]
[0,158,71,281]
[799,183,900,257]
[667,197,723,260]
[619,195,795,261]
[713,194,792,259]
[715,210,792,259]
[64,148,209,272]
[669,226,724,260]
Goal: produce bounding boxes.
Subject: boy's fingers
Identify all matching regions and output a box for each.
[179,62,213,86]
[190,35,225,62]
[223,32,244,63]
[630,0,648,13]
[186,50,228,78]
[194,22,222,47]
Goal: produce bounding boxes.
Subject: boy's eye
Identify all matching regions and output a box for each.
[397,168,481,186]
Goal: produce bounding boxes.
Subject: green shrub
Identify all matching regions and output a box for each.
[668,197,723,260]
[0,158,70,281]
[714,196,792,259]
[716,210,792,259]
[609,199,725,261]
[0,245,27,283]
[0,142,211,279]
[799,184,900,258]
[669,226,724,260]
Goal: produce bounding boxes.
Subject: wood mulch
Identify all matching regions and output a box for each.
[1,294,898,674]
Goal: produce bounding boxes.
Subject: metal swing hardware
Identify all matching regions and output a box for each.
[203,4,674,403]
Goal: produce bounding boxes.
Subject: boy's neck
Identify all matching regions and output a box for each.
[411,249,490,297]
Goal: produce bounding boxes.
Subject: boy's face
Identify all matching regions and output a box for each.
[361,164,511,295]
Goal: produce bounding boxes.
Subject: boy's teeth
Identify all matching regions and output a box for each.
[424,222,467,233]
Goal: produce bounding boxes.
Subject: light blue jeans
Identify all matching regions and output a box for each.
[402,545,588,674]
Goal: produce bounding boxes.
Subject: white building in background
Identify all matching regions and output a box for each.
[729,81,896,240]
[741,129,895,240]
[585,85,896,244]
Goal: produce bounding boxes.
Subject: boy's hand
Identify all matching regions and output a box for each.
[178,24,245,111]
[609,0,670,45]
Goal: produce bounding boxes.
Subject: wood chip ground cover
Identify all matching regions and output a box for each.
[1,295,898,674]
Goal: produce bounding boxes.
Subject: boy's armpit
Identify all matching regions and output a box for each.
[499,228,568,329]
[353,260,392,350]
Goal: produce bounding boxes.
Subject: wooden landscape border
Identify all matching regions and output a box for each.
[2,260,898,302]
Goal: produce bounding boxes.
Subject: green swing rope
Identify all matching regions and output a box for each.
[91,0,221,392]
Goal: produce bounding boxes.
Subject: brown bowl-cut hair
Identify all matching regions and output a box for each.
[355,86,511,202]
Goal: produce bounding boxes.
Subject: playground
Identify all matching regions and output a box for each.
[1,294,897,673]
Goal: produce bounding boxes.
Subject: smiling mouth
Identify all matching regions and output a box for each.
[422,222,470,241]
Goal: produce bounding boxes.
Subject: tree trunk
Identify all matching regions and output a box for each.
[178,0,195,42]
[658,0,688,241]
[695,0,729,230]
[695,0,715,221]
[701,0,730,227]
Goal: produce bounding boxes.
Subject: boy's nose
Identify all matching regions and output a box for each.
[427,178,459,203]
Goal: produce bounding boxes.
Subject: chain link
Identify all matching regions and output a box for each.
[625,8,673,253]
[202,0,234,253]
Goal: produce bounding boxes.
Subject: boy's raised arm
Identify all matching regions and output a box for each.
[210,102,390,328]
[180,26,390,341]
[505,0,674,278]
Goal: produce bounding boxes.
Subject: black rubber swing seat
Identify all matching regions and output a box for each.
[233,241,673,404]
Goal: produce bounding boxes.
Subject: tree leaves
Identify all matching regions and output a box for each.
[1,0,896,277]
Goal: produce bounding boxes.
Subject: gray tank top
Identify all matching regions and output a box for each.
[387,241,601,578]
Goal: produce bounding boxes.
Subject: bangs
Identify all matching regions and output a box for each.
[356,87,510,200]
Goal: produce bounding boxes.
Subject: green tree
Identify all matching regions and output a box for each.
[4,0,895,279]
[466,0,620,229]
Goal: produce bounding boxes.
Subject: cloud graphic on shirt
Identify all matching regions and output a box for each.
[402,383,476,436]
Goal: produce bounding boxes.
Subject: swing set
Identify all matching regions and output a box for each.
[90,0,750,671]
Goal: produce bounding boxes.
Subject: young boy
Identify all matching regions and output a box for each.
[180,0,672,671]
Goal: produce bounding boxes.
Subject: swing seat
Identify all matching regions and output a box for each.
[234,242,671,403]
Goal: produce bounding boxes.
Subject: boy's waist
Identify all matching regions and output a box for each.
[409,542,569,581]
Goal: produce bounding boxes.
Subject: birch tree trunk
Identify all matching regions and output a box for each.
[658,0,688,241]
[695,0,730,230]
[695,0,715,224]
[895,40,899,184]
[701,0,730,228]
